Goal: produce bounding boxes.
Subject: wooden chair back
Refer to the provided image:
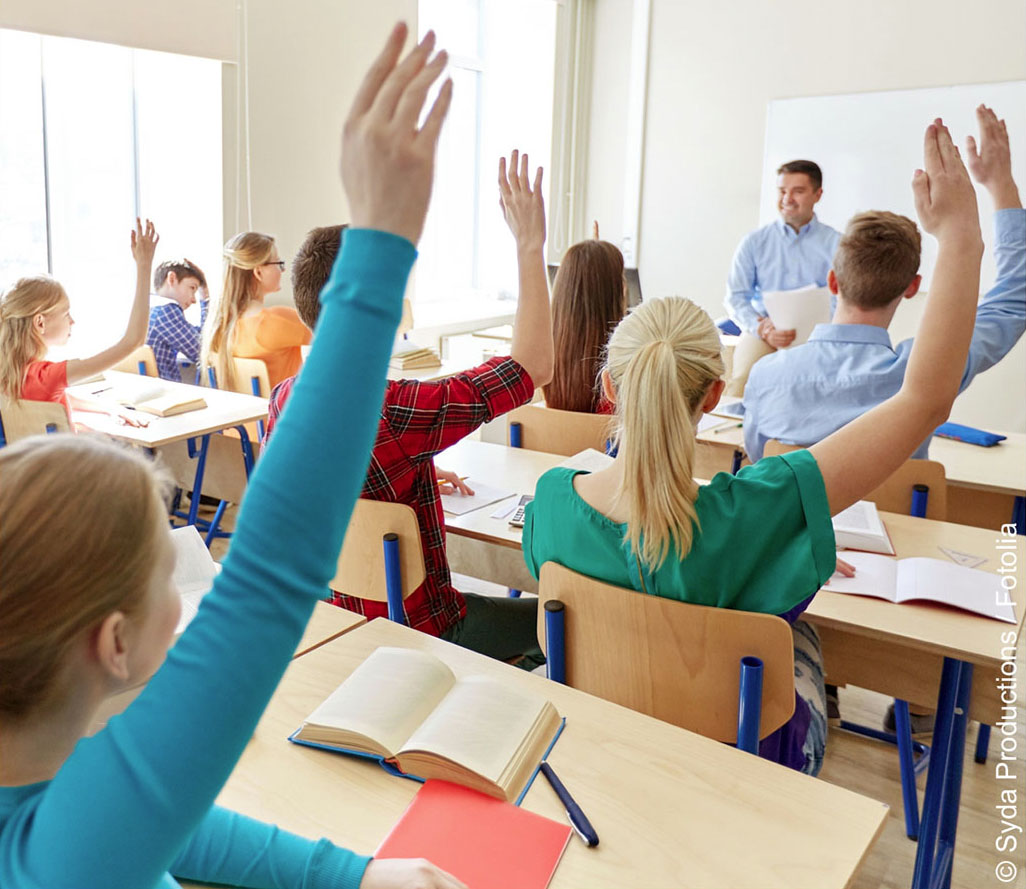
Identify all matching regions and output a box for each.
[111,345,159,377]
[537,562,795,743]
[0,397,72,444]
[765,442,947,519]
[208,355,271,398]
[330,499,426,601]
[508,403,613,456]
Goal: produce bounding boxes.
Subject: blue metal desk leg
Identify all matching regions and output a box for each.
[186,434,212,527]
[1013,495,1024,536]
[910,658,970,889]
[974,723,991,764]
[730,449,743,475]
[933,661,972,889]
[894,700,921,840]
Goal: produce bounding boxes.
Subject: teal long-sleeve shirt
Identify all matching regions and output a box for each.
[0,228,415,889]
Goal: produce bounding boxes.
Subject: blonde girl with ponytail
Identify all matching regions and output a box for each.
[524,119,984,776]
[202,231,310,392]
[0,219,159,414]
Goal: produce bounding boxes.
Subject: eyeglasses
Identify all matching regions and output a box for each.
[262,260,286,271]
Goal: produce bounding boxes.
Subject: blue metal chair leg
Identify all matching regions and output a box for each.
[974,723,991,764]
[186,435,212,527]
[737,657,763,755]
[933,662,972,889]
[544,600,566,684]
[509,421,522,448]
[911,658,962,889]
[730,449,743,474]
[382,533,406,625]
[894,700,921,839]
[1012,495,1024,536]
[204,500,230,547]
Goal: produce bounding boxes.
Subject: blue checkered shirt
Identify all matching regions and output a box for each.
[146,299,208,382]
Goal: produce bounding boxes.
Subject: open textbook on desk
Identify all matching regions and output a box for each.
[291,646,564,802]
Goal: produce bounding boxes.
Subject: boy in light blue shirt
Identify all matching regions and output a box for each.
[744,105,1024,462]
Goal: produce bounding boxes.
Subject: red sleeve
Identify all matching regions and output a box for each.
[21,360,69,403]
[382,356,534,460]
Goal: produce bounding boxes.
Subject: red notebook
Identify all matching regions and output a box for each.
[376,780,573,889]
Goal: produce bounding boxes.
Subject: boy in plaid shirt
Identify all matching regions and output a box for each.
[147,259,208,382]
[263,152,553,665]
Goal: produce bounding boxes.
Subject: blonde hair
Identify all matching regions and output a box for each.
[605,296,725,569]
[202,231,276,391]
[0,435,169,718]
[0,277,68,400]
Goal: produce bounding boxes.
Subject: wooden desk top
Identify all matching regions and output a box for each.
[294,601,366,658]
[191,619,886,889]
[67,372,268,448]
[929,431,1026,496]
[807,513,1024,668]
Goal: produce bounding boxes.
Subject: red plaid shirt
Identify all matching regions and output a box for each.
[263,355,534,636]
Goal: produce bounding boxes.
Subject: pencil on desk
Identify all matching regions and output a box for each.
[713,422,743,433]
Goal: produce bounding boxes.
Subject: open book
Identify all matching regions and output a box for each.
[291,647,564,802]
[824,552,1016,623]
[833,500,895,555]
[106,373,207,417]
[171,525,220,636]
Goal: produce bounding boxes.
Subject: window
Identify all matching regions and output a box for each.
[416,0,558,317]
[0,29,222,359]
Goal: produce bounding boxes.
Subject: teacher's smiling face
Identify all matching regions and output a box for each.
[776,172,822,230]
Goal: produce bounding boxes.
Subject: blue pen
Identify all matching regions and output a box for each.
[540,762,599,847]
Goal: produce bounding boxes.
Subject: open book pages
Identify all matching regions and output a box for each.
[105,372,206,417]
[833,500,895,555]
[171,526,221,636]
[557,448,614,473]
[824,553,1016,623]
[296,647,563,801]
[761,284,832,346]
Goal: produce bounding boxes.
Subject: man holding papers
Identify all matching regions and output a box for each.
[743,105,1025,461]
[724,159,841,395]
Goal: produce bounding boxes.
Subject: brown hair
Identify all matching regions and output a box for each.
[544,240,628,412]
[0,277,68,400]
[202,231,276,391]
[153,259,207,291]
[833,211,921,310]
[291,225,348,330]
[605,297,725,569]
[0,435,169,718]
[777,159,823,191]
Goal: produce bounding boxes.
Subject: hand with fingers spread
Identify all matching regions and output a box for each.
[359,857,468,889]
[911,118,981,246]
[966,104,1021,210]
[498,149,546,255]
[130,217,160,266]
[342,23,453,246]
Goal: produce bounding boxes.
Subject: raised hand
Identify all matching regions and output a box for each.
[341,23,453,246]
[498,149,546,255]
[911,119,981,244]
[130,218,159,266]
[966,104,1020,210]
[359,857,468,889]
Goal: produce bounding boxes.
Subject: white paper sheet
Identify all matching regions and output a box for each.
[762,284,832,346]
[440,480,515,516]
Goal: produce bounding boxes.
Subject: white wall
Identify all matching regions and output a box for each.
[586,0,1026,431]
[222,0,417,307]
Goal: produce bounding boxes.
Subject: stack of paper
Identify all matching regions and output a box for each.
[390,344,442,370]
[762,284,832,346]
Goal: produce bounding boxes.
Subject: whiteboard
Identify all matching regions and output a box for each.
[761,81,1026,289]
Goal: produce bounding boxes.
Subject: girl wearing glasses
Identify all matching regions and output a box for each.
[202,231,311,390]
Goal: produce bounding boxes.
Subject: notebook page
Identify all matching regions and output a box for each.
[901,558,1017,623]
[822,552,900,602]
[441,480,514,516]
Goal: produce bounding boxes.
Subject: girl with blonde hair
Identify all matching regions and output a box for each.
[544,239,627,413]
[0,25,464,889]
[202,231,311,391]
[0,220,159,414]
[524,119,985,774]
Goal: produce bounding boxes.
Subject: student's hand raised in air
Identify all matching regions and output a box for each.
[341,23,453,246]
[498,149,546,255]
[359,858,468,889]
[130,218,159,266]
[911,119,981,245]
[966,104,1021,210]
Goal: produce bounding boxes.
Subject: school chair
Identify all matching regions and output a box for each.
[0,397,71,446]
[207,355,271,442]
[507,403,614,457]
[111,345,159,378]
[329,499,426,626]
[536,562,795,753]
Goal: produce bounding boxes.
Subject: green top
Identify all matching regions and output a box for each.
[523,450,836,615]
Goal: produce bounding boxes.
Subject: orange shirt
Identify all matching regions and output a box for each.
[21,360,72,420]
[233,306,311,389]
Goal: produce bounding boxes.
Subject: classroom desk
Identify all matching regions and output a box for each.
[183,619,888,889]
[66,371,268,526]
[929,432,1026,532]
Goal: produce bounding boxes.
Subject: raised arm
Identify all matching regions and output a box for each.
[810,120,984,514]
[65,218,158,384]
[501,150,553,387]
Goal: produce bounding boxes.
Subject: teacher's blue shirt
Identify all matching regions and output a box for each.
[742,208,1026,461]
[726,215,841,334]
